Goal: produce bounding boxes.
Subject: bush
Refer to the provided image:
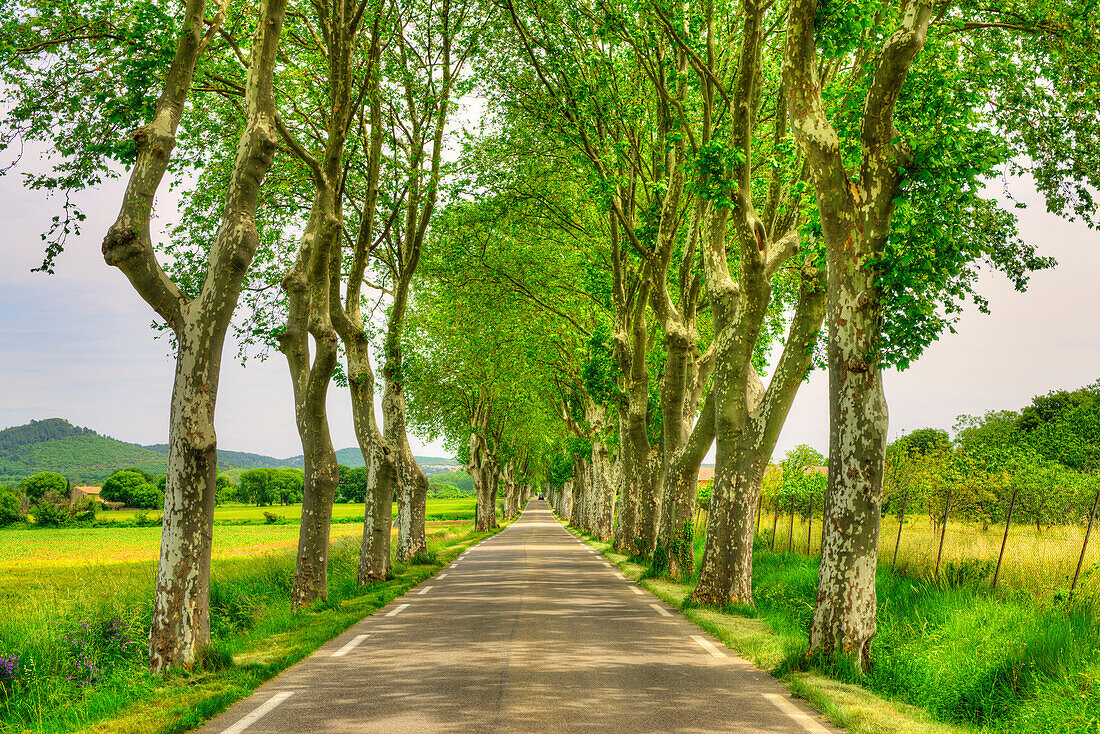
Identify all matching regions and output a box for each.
[21,472,68,504]
[69,497,97,524]
[262,511,281,524]
[0,486,25,525]
[32,495,68,527]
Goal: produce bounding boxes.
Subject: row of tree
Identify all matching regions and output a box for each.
[3,0,1097,674]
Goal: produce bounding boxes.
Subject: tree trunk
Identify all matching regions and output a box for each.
[149,336,219,672]
[663,392,715,579]
[113,0,285,672]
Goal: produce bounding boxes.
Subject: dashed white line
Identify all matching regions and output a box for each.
[385,603,410,617]
[418,586,433,595]
[331,634,369,658]
[762,693,832,733]
[650,603,672,617]
[437,573,448,579]
[690,635,728,659]
[220,691,294,733]
[631,587,645,595]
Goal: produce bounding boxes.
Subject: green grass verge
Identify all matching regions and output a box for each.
[556,511,1100,734]
[0,518,511,734]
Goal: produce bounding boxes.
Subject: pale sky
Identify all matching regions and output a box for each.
[1,152,1097,462]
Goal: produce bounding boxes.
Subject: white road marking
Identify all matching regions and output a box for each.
[331,634,369,658]
[220,691,294,733]
[763,693,832,733]
[418,586,433,595]
[385,603,410,617]
[437,573,448,579]
[650,603,672,617]
[631,587,645,595]
[690,635,728,659]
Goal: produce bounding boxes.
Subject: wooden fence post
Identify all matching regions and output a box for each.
[806,495,813,555]
[892,485,909,568]
[788,495,795,552]
[992,487,1018,591]
[770,497,779,551]
[1070,488,1100,600]
[935,486,953,583]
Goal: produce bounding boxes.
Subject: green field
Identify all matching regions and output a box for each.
[93,499,484,525]
[0,499,504,734]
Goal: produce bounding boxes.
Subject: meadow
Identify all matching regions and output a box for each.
[736,509,1100,598]
[90,498,481,525]
[0,499,500,734]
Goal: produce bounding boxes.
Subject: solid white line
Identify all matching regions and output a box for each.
[331,634,369,658]
[762,693,832,733]
[650,603,672,617]
[690,635,727,659]
[385,603,410,617]
[418,586,433,595]
[631,587,645,595]
[220,691,294,734]
[437,573,448,579]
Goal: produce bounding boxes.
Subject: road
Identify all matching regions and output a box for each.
[197,500,839,733]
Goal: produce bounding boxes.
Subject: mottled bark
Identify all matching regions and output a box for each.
[785,0,932,668]
[99,0,284,672]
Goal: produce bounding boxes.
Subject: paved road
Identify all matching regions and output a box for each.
[197,500,839,733]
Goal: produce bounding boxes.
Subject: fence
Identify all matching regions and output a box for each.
[693,487,1100,598]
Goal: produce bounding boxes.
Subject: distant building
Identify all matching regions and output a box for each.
[70,486,103,503]
[697,465,715,485]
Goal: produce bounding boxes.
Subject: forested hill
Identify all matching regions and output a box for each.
[1,418,461,484]
[0,419,289,484]
[283,447,460,475]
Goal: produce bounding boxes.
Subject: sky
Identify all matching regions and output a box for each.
[1,151,1097,463]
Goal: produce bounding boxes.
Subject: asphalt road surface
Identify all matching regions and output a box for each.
[197,500,840,733]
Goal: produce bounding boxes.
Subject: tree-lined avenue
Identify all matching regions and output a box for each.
[197,500,835,733]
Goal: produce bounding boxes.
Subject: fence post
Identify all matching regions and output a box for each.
[1070,488,1100,600]
[992,487,1018,591]
[892,485,909,568]
[806,495,813,555]
[770,497,779,551]
[935,486,953,583]
[788,495,795,552]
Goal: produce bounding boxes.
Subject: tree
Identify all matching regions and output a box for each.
[21,472,68,505]
[102,470,154,507]
[784,0,1098,668]
[0,486,25,526]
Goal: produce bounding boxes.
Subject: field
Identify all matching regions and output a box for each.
[0,499,499,734]
[92,499,480,525]
[697,509,1100,598]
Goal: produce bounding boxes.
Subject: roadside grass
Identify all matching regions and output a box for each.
[742,510,1100,598]
[558,513,1100,734]
[0,507,508,734]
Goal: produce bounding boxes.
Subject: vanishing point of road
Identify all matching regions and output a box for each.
[198,500,839,733]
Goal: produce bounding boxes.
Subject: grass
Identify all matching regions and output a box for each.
[0,500,507,733]
[85,498,485,526]
[566,509,1100,734]
[712,509,1100,598]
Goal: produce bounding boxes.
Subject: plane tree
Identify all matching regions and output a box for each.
[783,0,1099,667]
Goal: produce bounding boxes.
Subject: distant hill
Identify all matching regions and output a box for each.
[285,448,460,475]
[0,418,462,484]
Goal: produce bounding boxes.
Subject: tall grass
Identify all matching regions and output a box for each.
[698,509,1100,598]
[683,520,1100,733]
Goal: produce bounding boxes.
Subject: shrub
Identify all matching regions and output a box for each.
[0,486,25,525]
[69,497,97,524]
[129,483,163,509]
[32,494,68,527]
[21,472,68,504]
[262,511,281,524]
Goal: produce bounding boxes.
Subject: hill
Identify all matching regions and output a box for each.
[286,448,460,475]
[0,418,463,485]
